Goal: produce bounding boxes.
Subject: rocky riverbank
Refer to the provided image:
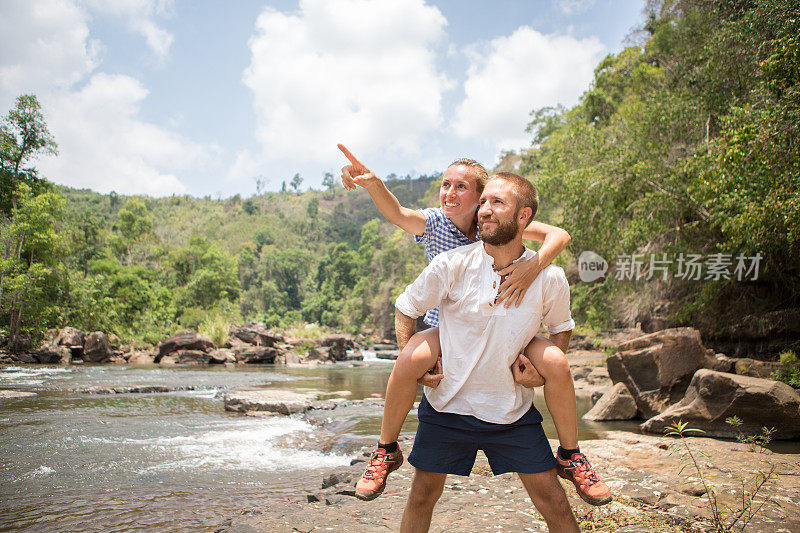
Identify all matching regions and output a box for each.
[0,323,370,366]
[215,431,800,532]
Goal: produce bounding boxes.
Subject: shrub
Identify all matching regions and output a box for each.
[199,313,230,347]
[771,365,800,388]
[664,420,778,532]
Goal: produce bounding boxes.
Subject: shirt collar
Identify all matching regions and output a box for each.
[480,243,535,270]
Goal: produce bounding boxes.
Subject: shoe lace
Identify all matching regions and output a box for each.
[362,452,390,480]
[572,455,600,484]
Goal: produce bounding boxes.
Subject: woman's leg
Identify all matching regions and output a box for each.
[522,335,611,505]
[522,335,577,449]
[356,328,441,501]
[380,327,441,444]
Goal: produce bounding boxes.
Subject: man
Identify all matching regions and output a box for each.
[394,172,581,532]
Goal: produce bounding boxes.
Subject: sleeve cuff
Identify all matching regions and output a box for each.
[413,208,434,244]
[395,293,423,319]
[545,319,575,335]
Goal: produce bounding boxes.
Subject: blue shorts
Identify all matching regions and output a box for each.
[408,396,557,476]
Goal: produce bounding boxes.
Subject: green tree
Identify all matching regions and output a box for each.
[322,171,336,198]
[111,198,154,265]
[0,95,57,214]
[0,183,64,350]
[253,227,275,251]
[290,172,303,194]
[302,243,359,326]
[68,211,106,275]
[306,196,319,219]
[242,197,258,215]
[167,236,240,310]
[260,248,312,310]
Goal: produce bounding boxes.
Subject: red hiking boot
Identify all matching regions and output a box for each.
[556,451,612,506]
[355,447,404,501]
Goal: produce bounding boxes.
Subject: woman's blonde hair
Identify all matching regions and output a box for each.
[449,158,488,193]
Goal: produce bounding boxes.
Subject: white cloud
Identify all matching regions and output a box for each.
[228,149,261,184]
[130,18,173,61]
[38,73,208,196]
[453,26,604,155]
[555,0,596,15]
[84,0,174,62]
[241,0,449,172]
[0,0,98,109]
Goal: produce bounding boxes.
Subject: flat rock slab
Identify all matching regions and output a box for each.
[216,432,800,532]
[74,385,206,394]
[223,389,322,415]
[0,390,37,399]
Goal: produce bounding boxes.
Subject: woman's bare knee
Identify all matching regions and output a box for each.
[523,336,569,380]
[395,328,440,378]
[542,346,570,378]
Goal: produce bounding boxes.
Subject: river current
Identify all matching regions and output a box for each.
[0,360,622,532]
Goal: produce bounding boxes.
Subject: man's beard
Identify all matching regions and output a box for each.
[479,215,519,245]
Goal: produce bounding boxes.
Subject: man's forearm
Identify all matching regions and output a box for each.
[395,309,418,350]
[549,330,572,354]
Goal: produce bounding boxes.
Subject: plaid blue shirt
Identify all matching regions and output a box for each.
[413,208,479,326]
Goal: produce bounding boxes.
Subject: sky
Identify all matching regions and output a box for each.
[0,0,645,197]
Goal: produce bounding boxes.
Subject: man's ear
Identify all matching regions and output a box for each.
[518,206,533,225]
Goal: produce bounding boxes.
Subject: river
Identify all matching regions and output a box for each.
[0,361,640,532]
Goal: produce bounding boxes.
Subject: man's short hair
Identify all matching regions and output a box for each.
[449,158,488,193]
[488,172,538,226]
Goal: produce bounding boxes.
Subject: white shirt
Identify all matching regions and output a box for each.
[395,241,575,424]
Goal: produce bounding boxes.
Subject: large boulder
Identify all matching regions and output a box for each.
[209,349,235,364]
[44,329,59,343]
[8,334,31,353]
[155,331,214,362]
[56,327,85,347]
[304,347,332,362]
[229,322,283,347]
[32,343,71,364]
[641,369,800,439]
[583,382,638,421]
[233,346,279,364]
[318,335,355,361]
[127,352,155,365]
[83,332,113,363]
[607,327,706,418]
[176,350,214,364]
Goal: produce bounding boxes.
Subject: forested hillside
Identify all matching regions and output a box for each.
[521,0,799,348]
[59,175,442,343]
